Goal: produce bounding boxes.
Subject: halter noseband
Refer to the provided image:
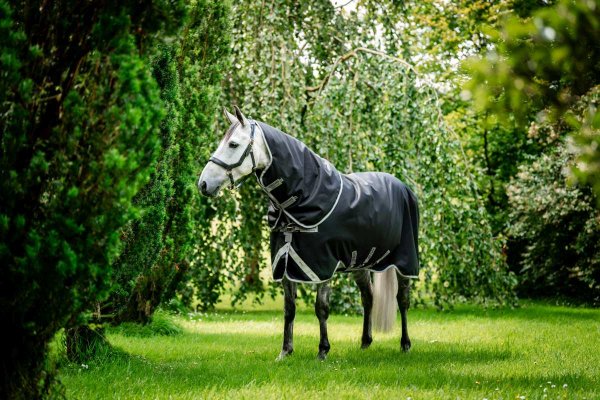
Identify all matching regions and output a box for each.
[208,122,257,189]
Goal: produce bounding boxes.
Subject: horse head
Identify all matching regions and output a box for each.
[198,106,266,197]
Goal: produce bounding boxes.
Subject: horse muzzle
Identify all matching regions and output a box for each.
[197,178,220,197]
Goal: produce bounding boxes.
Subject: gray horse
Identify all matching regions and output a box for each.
[199,106,419,360]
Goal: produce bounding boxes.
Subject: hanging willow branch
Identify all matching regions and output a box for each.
[305,46,483,207]
[305,47,417,96]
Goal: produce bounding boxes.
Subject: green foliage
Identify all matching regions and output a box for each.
[466,0,600,121]
[107,0,231,324]
[569,85,600,205]
[107,45,181,324]
[328,275,364,315]
[465,0,600,301]
[162,0,236,313]
[465,0,600,201]
[65,325,112,364]
[110,311,183,338]
[507,144,600,304]
[189,0,516,312]
[0,1,193,397]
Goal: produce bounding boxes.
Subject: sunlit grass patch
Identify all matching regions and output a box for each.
[57,302,599,399]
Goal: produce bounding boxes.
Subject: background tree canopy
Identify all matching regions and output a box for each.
[1,0,597,398]
[191,0,518,313]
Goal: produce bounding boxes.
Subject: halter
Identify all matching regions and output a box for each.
[208,122,257,189]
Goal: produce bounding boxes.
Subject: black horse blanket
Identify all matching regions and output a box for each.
[255,121,420,283]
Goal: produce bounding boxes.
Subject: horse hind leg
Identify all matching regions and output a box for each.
[277,277,297,361]
[315,282,331,360]
[397,273,411,352]
[352,270,373,349]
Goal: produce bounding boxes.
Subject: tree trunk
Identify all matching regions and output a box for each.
[65,325,107,363]
[0,328,54,399]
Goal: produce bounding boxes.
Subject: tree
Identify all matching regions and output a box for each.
[507,143,600,304]
[188,0,516,311]
[465,0,600,202]
[104,0,231,325]
[465,0,600,301]
[0,1,185,397]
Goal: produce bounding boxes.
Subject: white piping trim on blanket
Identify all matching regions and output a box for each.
[255,122,344,229]
[272,244,345,284]
[275,272,327,284]
[371,264,419,279]
[274,260,345,284]
[273,263,419,284]
[273,252,419,283]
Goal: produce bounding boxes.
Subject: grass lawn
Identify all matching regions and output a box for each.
[55,301,599,399]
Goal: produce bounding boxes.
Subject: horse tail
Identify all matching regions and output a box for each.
[372,267,398,333]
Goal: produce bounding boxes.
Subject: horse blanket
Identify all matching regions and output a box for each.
[254,121,420,283]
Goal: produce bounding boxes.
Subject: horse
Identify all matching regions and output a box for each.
[198,106,420,360]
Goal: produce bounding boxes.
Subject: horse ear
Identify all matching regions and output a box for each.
[223,107,237,125]
[233,105,249,127]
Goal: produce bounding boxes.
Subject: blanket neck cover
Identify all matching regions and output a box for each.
[255,121,420,283]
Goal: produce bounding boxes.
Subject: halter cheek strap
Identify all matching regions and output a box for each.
[208,122,257,189]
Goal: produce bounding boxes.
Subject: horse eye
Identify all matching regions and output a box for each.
[229,142,239,149]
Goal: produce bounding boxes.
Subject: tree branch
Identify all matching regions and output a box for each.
[305,47,418,96]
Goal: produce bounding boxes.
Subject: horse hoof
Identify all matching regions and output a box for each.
[401,339,411,352]
[276,350,293,361]
[361,337,373,349]
[317,351,328,360]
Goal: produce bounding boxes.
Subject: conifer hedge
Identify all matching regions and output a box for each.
[106,0,230,325]
[0,1,229,397]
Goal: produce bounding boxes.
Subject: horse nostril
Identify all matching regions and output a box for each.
[200,181,208,195]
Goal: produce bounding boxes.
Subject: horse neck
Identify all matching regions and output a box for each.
[254,121,331,194]
[254,121,341,226]
[253,123,272,170]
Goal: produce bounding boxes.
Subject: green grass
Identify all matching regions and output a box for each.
[55,301,600,399]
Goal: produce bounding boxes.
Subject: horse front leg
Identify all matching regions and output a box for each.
[277,277,297,361]
[397,274,411,352]
[352,270,373,349]
[315,282,331,360]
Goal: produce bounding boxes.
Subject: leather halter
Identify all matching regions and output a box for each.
[208,122,257,189]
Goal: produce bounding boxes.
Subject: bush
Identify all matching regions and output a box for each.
[0,1,185,397]
[106,0,231,324]
[507,145,600,304]
[111,311,183,338]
